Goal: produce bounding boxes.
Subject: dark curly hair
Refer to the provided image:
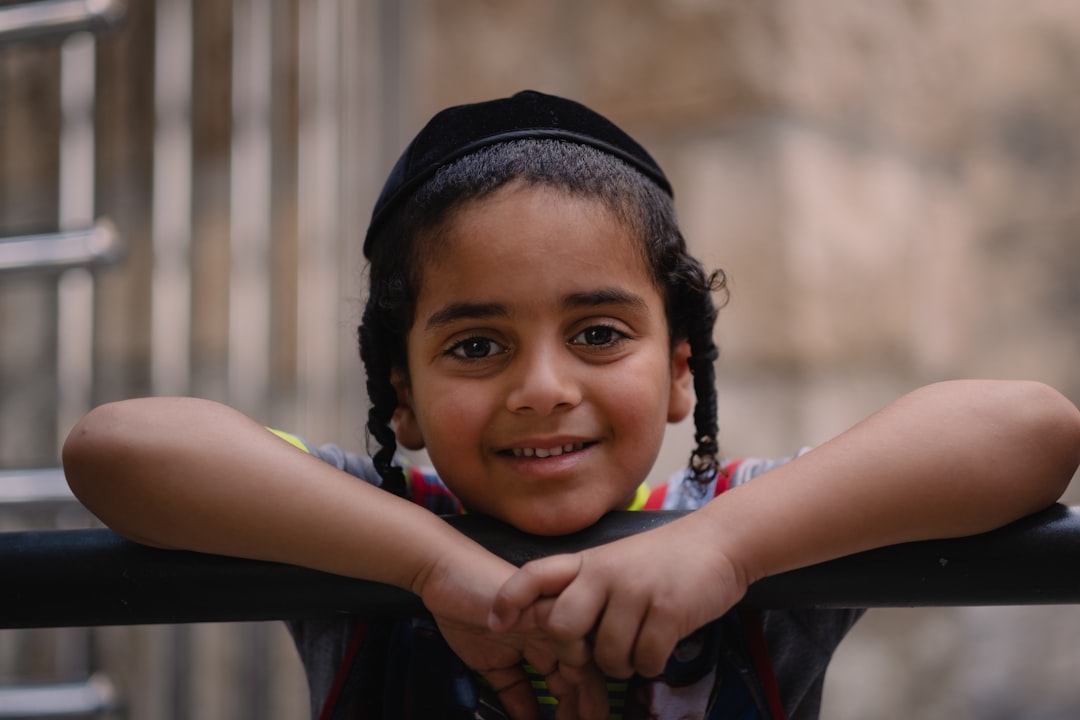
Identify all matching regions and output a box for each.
[359,139,727,499]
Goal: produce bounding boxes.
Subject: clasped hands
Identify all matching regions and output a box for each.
[421,518,747,720]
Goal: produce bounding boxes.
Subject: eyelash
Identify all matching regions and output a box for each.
[446,336,508,360]
[443,323,630,362]
[569,324,629,349]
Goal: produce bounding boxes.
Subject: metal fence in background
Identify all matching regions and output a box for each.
[0,1,401,717]
[0,0,401,466]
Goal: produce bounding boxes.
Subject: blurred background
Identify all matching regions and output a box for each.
[2,0,1079,718]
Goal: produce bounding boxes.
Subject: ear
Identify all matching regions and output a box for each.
[667,340,695,423]
[390,368,426,450]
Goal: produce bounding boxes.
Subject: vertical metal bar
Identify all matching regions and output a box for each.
[378,0,406,167]
[296,0,341,441]
[151,0,193,397]
[55,26,95,686]
[336,0,378,444]
[56,31,95,447]
[58,32,94,226]
[228,0,272,416]
[151,6,194,716]
[243,622,270,720]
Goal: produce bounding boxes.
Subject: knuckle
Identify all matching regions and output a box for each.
[594,646,632,680]
[541,613,578,641]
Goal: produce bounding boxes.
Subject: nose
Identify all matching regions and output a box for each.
[505,342,582,416]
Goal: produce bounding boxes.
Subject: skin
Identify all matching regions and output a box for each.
[62,181,1080,719]
[491,380,1080,683]
[393,181,693,536]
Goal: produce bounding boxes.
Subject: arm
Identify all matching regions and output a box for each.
[493,379,1080,678]
[63,397,479,587]
[63,397,606,719]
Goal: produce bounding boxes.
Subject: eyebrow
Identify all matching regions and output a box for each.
[423,287,649,331]
[424,302,510,330]
[561,287,649,312]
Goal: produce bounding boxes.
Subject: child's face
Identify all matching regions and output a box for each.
[393,182,693,535]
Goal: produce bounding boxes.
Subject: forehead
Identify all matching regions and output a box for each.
[414,183,654,300]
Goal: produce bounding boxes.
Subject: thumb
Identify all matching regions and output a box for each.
[490,554,583,632]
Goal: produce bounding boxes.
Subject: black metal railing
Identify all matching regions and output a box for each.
[3,504,1079,629]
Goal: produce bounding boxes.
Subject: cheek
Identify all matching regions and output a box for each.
[616,358,676,457]
[612,356,673,422]
[415,384,492,448]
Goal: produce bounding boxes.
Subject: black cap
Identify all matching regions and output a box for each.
[363,90,673,258]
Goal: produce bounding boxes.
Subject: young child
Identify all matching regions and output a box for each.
[63,90,1080,720]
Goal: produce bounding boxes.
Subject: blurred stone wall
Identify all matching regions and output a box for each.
[401,2,1080,717]
[2,0,1079,718]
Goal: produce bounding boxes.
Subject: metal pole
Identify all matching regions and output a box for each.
[0,0,125,46]
[2,505,1079,629]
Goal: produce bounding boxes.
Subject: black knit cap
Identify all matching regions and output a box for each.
[363,89,673,258]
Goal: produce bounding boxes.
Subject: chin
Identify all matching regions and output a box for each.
[505,506,608,537]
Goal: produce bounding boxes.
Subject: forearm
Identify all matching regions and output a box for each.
[703,379,1080,585]
[62,397,485,592]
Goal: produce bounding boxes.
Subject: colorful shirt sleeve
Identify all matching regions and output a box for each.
[265,428,463,515]
[647,449,813,511]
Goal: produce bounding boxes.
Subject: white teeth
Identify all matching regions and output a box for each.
[510,443,584,458]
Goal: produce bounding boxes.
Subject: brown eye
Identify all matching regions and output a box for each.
[448,337,505,360]
[570,325,625,348]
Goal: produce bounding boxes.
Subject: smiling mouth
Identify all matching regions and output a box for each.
[504,442,592,458]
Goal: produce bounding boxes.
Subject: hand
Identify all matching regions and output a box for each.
[415,544,610,719]
[490,512,750,679]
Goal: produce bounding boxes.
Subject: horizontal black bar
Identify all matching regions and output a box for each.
[2,505,1078,629]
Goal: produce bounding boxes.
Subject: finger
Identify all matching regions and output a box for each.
[522,645,580,720]
[550,683,577,720]
[590,595,648,679]
[538,566,611,645]
[533,597,592,669]
[554,662,609,720]
[482,666,539,720]
[540,666,599,720]
[629,607,686,678]
[499,601,542,634]
[490,554,582,632]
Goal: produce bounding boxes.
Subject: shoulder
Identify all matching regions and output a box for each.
[398,458,463,515]
[266,430,463,514]
[726,451,811,489]
[647,449,811,511]
[267,429,381,482]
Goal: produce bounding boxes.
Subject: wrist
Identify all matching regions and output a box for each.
[694,491,768,589]
[409,528,512,601]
